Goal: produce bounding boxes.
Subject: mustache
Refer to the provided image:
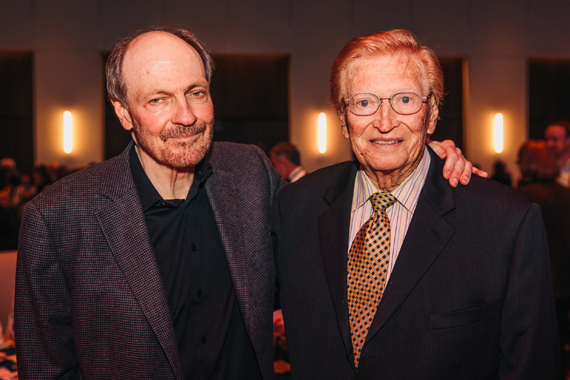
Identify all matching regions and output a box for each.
[159,122,209,141]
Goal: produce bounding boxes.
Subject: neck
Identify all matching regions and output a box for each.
[136,145,195,200]
[558,150,570,167]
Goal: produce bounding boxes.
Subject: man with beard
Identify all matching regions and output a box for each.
[15,28,281,380]
[14,27,475,380]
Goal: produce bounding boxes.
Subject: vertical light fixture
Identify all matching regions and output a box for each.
[494,113,503,153]
[63,111,72,154]
[318,112,326,154]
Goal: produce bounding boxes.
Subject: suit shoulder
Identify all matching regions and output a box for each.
[207,141,282,191]
[280,161,356,198]
[458,174,534,212]
[208,142,267,169]
[28,155,124,208]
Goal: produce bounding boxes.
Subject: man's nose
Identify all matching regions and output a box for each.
[172,98,198,126]
[372,100,397,132]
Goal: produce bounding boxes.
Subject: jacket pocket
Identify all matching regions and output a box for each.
[428,302,489,330]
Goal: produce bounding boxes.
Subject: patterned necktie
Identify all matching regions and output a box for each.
[347,191,396,369]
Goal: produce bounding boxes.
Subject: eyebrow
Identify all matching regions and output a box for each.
[147,82,209,97]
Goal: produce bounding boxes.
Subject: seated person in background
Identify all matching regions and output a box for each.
[272,29,562,379]
[270,142,307,183]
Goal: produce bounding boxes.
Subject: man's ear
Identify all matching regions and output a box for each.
[339,112,350,139]
[111,99,134,132]
[426,101,439,135]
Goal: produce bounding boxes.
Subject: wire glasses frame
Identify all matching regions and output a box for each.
[344,91,431,116]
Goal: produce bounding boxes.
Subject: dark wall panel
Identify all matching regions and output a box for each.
[431,58,464,152]
[0,52,34,173]
[529,60,570,139]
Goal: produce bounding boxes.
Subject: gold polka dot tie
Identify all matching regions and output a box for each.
[348,191,396,369]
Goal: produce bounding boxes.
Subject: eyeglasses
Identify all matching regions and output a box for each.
[344,91,431,116]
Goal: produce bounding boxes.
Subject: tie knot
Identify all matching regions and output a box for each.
[369,192,396,212]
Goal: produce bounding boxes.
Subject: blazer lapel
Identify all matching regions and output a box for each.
[365,148,456,343]
[318,162,358,357]
[95,146,183,380]
[204,167,250,325]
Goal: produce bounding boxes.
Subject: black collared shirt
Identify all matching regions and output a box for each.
[129,145,261,380]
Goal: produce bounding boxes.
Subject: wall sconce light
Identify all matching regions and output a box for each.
[63,111,72,154]
[494,113,503,154]
[318,112,326,154]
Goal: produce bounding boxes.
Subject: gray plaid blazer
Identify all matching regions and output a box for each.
[15,141,282,380]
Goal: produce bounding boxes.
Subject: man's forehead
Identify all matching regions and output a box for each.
[545,125,567,137]
[123,31,202,72]
[346,53,427,91]
[120,31,206,98]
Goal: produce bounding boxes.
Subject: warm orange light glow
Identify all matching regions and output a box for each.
[494,113,503,153]
[63,111,72,154]
[318,112,326,154]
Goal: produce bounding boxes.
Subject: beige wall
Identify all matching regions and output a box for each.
[1,0,570,178]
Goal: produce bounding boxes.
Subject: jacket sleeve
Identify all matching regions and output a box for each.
[499,203,564,379]
[14,201,80,379]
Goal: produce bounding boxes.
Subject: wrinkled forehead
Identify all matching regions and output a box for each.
[343,52,429,95]
[121,31,206,100]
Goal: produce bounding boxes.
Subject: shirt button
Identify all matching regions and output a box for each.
[191,244,197,252]
[201,336,206,345]
[197,289,202,298]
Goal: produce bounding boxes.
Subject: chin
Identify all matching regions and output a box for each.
[137,125,214,169]
[161,138,212,168]
[360,153,407,172]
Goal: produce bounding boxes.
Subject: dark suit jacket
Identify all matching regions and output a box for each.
[15,141,282,380]
[272,147,562,379]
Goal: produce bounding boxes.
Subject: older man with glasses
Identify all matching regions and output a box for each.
[272,29,562,379]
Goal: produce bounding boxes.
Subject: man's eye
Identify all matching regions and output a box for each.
[358,99,370,107]
[400,96,411,104]
[149,98,162,104]
[191,91,205,97]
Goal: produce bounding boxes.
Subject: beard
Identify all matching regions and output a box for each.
[132,119,214,169]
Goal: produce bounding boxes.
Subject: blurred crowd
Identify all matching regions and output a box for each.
[0,158,87,251]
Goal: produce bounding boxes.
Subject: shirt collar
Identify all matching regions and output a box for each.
[129,142,213,211]
[351,148,431,214]
[288,166,305,183]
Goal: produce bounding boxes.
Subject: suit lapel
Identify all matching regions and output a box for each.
[95,146,183,380]
[365,148,456,343]
[204,166,250,325]
[318,162,358,357]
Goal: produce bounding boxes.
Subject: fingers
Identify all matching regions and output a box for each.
[430,139,484,186]
[427,140,446,159]
[443,147,465,187]
[473,167,489,178]
[458,158,472,186]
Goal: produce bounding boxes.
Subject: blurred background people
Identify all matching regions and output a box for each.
[0,157,79,250]
[270,142,307,183]
[545,121,570,188]
[490,159,512,187]
[517,139,570,363]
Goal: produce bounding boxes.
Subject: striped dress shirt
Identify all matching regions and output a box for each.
[348,148,431,283]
